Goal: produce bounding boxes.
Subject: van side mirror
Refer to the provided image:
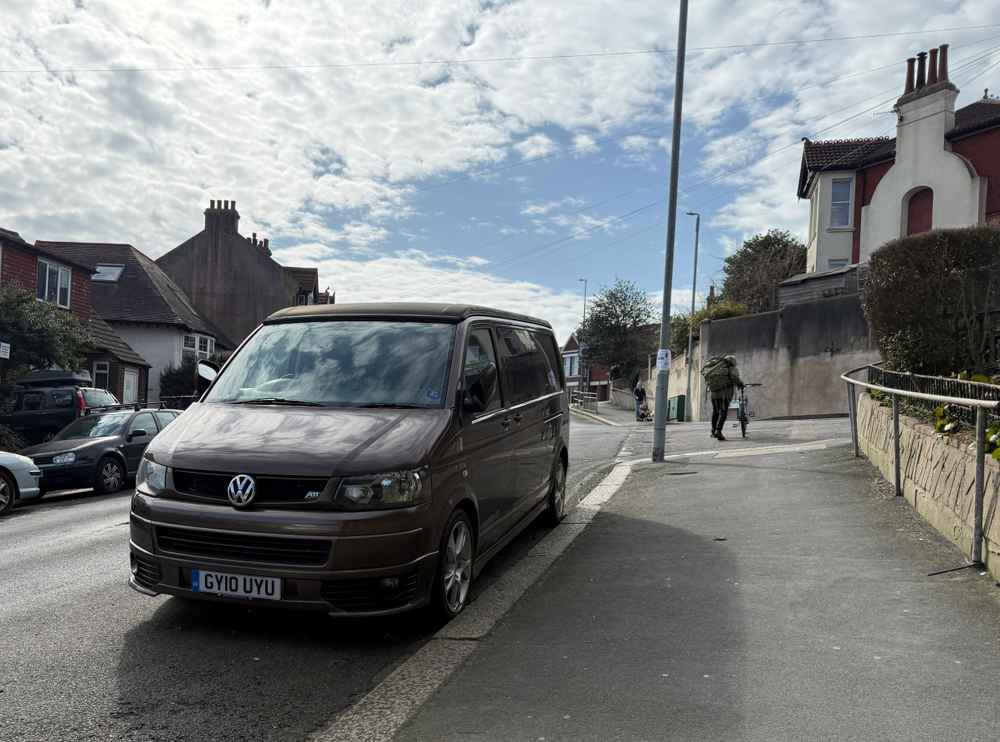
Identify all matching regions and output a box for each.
[197,360,219,395]
[463,361,498,414]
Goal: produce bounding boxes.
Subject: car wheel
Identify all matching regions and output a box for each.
[0,471,16,515]
[543,458,568,527]
[95,456,125,494]
[433,509,475,620]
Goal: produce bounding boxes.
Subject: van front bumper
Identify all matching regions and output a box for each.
[128,497,440,616]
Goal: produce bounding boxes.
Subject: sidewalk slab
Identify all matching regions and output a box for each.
[396,445,1000,742]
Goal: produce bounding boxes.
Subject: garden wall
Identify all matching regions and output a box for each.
[856,393,1000,580]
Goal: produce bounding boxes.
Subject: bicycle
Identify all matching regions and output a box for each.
[736,383,762,438]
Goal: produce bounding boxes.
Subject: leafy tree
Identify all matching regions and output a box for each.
[721,229,807,313]
[668,300,749,357]
[0,283,91,385]
[159,356,198,397]
[864,226,1000,374]
[577,278,656,381]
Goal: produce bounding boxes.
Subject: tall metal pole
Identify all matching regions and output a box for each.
[652,0,689,462]
[684,211,700,422]
[578,278,588,325]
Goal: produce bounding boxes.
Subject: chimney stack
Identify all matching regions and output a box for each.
[252,232,257,246]
[904,58,915,94]
[204,198,240,233]
[916,51,927,89]
[928,48,939,85]
[938,44,949,82]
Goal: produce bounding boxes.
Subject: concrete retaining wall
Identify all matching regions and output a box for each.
[856,393,1000,580]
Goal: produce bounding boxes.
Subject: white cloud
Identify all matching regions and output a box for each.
[572,133,599,155]
[513,133,558,160]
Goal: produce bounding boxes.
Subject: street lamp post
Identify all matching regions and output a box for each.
[578,278,588,325]
[578,278,589,396]
[652,0,689,462]
[684,211,700,422]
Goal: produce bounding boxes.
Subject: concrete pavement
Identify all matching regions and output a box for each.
[397,439,1000,741]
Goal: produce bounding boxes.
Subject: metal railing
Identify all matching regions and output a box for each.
[571,390,599,414]
[842,364,1000,564]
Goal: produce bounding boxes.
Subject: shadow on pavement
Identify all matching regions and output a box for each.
[398,510,745,741]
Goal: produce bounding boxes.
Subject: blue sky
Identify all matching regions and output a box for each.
[2,1,999,342]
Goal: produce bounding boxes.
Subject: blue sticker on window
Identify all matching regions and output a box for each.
[426,389,441,401]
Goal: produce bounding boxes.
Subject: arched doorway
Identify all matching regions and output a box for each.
[905,187,933,236]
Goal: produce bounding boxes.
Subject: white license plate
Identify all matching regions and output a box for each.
[192,569,281,600]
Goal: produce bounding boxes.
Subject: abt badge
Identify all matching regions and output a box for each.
[304,491,322,501]
[227,474,256,507]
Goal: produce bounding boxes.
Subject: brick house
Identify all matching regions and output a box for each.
[561,334,610,401]
[35,242,229,403]
[0,227,151,402]
[798,43,1000,273]
[156,200,333,347]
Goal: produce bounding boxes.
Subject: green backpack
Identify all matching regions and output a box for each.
[701,356,732,393]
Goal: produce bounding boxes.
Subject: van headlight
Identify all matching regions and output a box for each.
[136,457,168,496]
[334,470,424,511]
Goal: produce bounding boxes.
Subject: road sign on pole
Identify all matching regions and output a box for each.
[0,341,10,360]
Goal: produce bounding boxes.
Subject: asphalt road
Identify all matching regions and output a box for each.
[0,417,630,742]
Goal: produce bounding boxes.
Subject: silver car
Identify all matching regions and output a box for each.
[0,451,42,515]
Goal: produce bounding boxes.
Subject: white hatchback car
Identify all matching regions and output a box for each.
[0,451,42,515]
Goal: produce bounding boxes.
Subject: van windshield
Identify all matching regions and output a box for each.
[205,320,456,408]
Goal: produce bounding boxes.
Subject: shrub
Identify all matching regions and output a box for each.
[863,226,1000,375]
[669,300,749,357]
[159,356,198,397]
[0,424,24,453]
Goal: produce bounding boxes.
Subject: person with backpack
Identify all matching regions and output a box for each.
[633,383,647,421]
[702,355,744,440]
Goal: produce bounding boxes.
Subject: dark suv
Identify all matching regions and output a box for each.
[1,371,121,445]
[129,303,569,620]
[22,408,180,494]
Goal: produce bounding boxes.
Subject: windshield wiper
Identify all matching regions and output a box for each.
[230,397,324,407]
[355,403,427,409]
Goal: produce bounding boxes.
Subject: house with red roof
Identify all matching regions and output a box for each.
[798,43,1000,274]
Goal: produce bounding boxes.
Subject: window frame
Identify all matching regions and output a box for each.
[92,263,125,282]
[127,411,156,438]
[462,324,504,416]
[36,258,72,309]
[93,361,111,390]
[829,177,853,229]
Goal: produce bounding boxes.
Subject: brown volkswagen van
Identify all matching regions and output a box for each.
[129,303,569,619]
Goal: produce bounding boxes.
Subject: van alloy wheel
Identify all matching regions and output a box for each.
[544,460,567,526]
[443,518,473,614]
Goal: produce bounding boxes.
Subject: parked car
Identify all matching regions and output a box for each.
[0,370,121,445]
[128,302,569,620]
[22,408,180,495]
[0,451,42,515]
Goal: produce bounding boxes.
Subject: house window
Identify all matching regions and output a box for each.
[92,264,125,282]
[93,361,110,390]
[36,259,71,309]
[830,178,852,228]
[563,354,579,377]
[184,334,214,361]
[828,259,849,269]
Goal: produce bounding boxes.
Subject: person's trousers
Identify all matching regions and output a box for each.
[711,395,732,433]
[635,400,642,420]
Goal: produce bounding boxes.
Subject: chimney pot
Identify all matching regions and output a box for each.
[210,199,216,209]
[231,200,236,210]
[938,44,949,82]
[252,232,257,246]
[905,58,915,94]
[263,238,269,249]
[916,51,927,89]
[928,48,939,85]
[223,199,229,210]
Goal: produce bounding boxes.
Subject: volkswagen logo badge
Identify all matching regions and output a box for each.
[227,474,256,507]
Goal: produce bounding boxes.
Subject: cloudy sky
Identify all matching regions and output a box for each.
[2,0,999,341]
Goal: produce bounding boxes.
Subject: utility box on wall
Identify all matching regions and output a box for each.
[667,395,686,421]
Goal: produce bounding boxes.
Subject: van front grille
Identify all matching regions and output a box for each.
[171,470,331,507]
[132,554,162,588]
[156,526,330,566]
[321,571,420,612]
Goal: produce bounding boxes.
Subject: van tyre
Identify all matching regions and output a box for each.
[95,456,125,494]
[543,459,567,527]
[433,509,475,620]
[0,471,16,515]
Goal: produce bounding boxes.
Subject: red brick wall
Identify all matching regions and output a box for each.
[952,128,1000,221]
[0,242,91,320]
[0,241,38,291]
[853,160,895,262]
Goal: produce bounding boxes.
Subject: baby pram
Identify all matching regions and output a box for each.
[637,401,653,422]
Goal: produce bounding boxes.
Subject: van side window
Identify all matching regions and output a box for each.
[48,390,75,409]
[495,327,557,405]
[463,327,501,414]
[532,331,564,391]
[20,392,44,411]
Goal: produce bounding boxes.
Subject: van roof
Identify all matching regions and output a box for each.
[265,302,552,329]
